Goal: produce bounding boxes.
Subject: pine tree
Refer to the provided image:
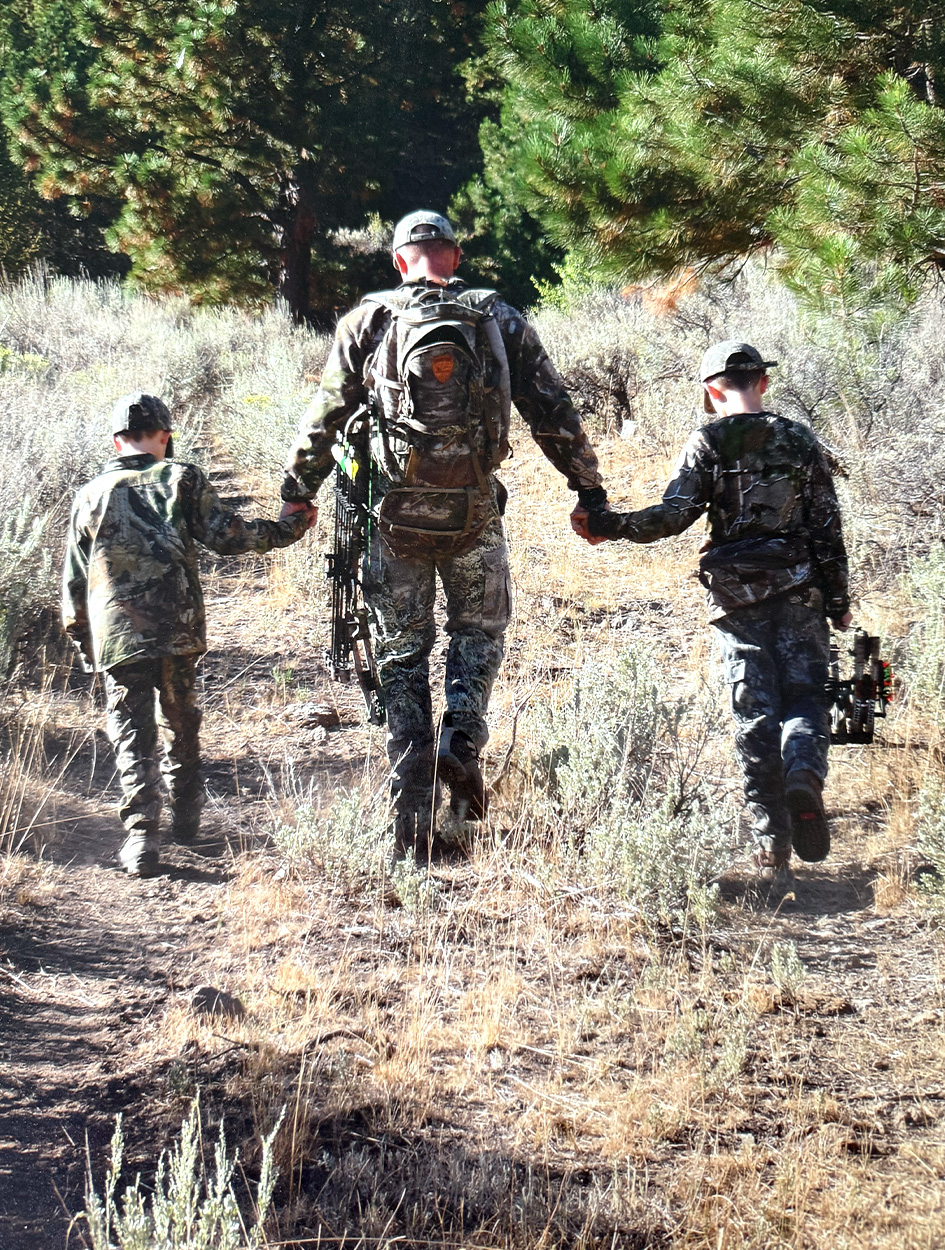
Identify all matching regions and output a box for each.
[0,0,491,320]
[485,0,945,310]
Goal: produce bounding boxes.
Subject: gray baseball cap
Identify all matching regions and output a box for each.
[391,210,457,254]
[699,341,777,413]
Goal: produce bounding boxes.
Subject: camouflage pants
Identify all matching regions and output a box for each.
[713,597,830,852]
[363,510,511,818]
[104,655,205,839]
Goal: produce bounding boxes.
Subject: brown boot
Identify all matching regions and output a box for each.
[753,846,792,885]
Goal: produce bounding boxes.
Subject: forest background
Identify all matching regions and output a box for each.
[2,0,945,323]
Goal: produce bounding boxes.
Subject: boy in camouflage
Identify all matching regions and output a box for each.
[62,393,316,877]
[573,342,851,882]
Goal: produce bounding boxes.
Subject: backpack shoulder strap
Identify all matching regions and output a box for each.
[360,288,411,315]
[455,288,500,312]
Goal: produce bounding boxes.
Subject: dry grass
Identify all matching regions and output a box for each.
[1,273,945,1248]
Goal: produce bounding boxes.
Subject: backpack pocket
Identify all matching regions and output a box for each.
[376,485,492,559]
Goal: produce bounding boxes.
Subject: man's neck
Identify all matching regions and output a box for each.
[402,273,456,286]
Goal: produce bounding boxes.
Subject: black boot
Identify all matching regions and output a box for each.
[437,727,487,822]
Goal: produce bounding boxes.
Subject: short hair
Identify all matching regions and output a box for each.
[712,368,766,392]
[397,238,458,265]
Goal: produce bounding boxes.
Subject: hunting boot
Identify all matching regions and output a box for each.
[753,846,793,886]
[785,769,830,862]
[437,726,487,822]
[391,808,438,866]
[118,826,161,878]
[171,808,201,845]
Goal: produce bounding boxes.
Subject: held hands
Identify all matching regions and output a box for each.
[831,611,854,631]
[570,504,610,545]
[570,503,623,544]
[280,499,319,530]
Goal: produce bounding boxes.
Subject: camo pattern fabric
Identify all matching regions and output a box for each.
[63,453,309,671]
[362,504,510,817]
[104,655,204,838]
[281,277,603,502]
[714,596,831,853]
[603,412,848,620]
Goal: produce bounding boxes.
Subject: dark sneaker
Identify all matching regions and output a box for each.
[786,770,830,862]
[437,729,487,822]
[119,833,161,878]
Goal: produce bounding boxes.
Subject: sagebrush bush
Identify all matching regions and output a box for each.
[80,1101,281,1250]
[521,647,734,923]
[273,780,392,894]
[901,546,945,714]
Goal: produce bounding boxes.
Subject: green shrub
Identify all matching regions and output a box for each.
[79,1101,282,1250]
[901,546,945,715]
[273,780,391,895]
[523,648,734,925]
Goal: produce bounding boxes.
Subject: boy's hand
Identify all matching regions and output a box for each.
[571,504,611,545]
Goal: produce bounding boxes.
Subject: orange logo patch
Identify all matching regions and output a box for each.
[431,354,454,383]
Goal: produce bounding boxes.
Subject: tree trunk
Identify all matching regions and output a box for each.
[280,164,318,325]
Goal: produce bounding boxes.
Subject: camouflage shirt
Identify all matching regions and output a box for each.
[282,278,603,500]
[606,412,849,620]
[63,453,309,671]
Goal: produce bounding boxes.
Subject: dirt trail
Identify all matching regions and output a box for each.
[1,468,943,1246]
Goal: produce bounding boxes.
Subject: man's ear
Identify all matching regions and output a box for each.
[393,251,408,276]
[450,246,462,273]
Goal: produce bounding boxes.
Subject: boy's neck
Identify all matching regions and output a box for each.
[113,432,169,460]
[716,397,766,416]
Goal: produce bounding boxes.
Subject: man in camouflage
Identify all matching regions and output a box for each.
[281,210,608,858]
[63,393,316,876]
[574,342,851,882]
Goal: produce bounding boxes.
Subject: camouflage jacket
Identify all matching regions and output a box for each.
[281,278,603,501]
[606,412,849,620]
[63,454,309,671]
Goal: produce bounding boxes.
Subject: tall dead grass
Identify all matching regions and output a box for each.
[3,269,945,1248]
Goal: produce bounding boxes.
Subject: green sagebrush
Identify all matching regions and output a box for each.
[77,1099,283,1250]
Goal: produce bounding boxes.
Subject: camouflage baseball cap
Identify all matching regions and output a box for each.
[699,341,778,413]
[111,392,173,436]
[699,340,778,383]
[391,210,457,254]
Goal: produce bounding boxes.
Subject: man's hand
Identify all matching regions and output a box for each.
[570,504,611,545]
[281,499,318,530]
[831,611,853,631]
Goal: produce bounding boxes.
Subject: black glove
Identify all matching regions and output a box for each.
[576,486,608,511]
[586,509,624,539]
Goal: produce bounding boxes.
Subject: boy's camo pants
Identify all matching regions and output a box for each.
[362,510,511,822]
[104,655,205,839]
[712,598,830,853]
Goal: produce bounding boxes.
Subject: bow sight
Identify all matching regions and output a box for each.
[826,629,893,745]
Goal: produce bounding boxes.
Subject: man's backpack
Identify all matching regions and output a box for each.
[360,285,512,557]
